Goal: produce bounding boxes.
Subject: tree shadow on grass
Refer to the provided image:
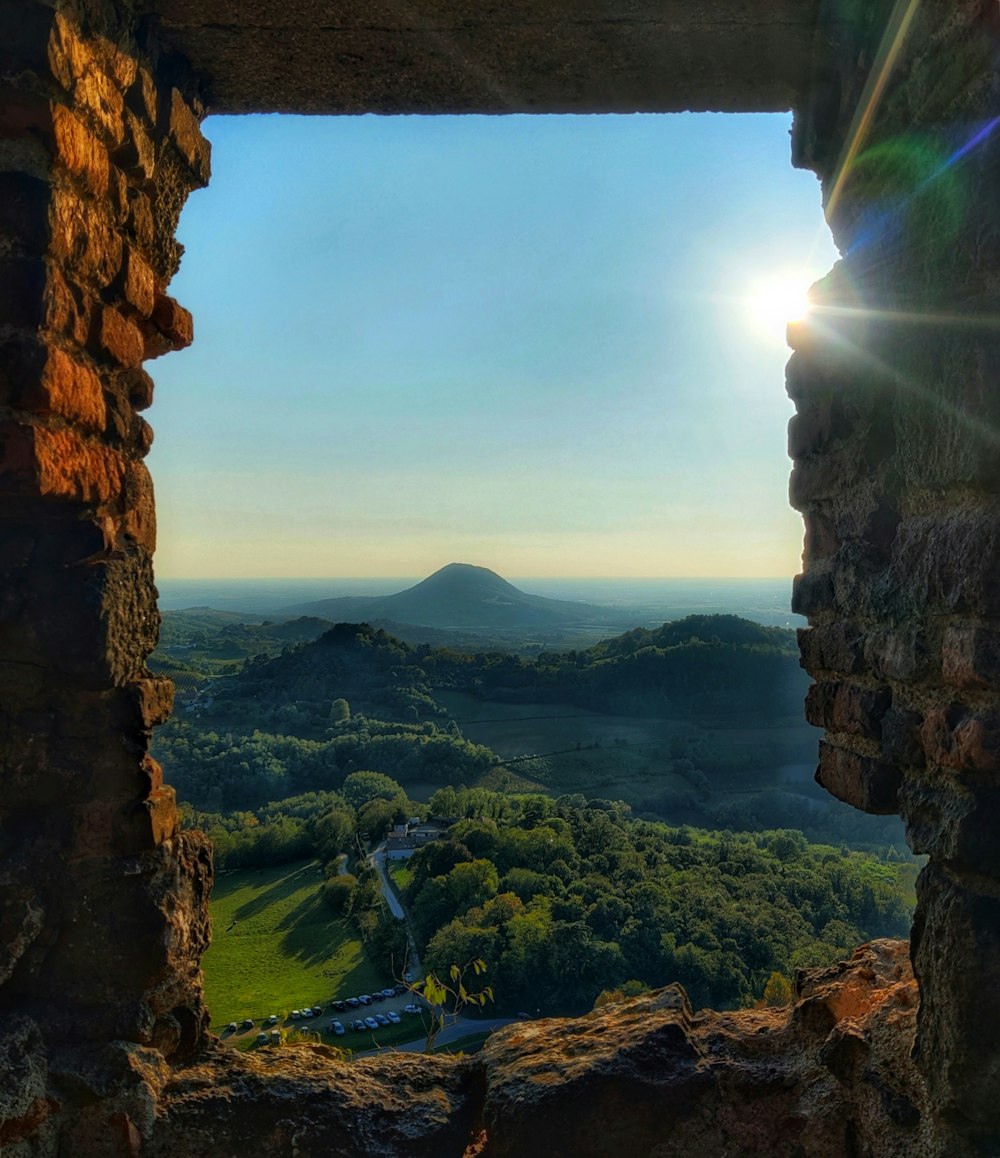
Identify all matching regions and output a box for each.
[278,899,386,995]
[220,860,323,924]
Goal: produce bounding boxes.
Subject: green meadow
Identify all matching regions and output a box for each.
[202,859,386,1029]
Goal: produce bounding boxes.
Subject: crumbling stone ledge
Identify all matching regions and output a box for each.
[141,941,951,1158]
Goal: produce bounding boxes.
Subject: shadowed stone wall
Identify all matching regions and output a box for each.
[0,0,998,1153]
[789,2,1000,1146]
[0,2,212,1149]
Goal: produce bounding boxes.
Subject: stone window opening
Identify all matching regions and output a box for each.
[1,1,998,1154]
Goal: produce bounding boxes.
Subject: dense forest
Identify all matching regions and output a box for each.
[153,612,920,1015]
[404,790,911,1012]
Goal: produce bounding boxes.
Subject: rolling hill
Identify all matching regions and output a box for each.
[277,563,623,630]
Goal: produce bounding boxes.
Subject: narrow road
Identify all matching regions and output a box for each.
[369,844,421,978]
[355,1014,520,1058]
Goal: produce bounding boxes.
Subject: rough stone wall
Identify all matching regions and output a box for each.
[789,0,1000,1149]
[0,1,213,1149]
[149,941,941,1157]
[1,0,999,1154]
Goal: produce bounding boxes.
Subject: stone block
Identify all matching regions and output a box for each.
[0,341,106,431]
[912,863,1000,1142]
[888,509,1000,618]
[143,294,193,358]
[115,246,155,317]
[167,88,210,186]
[805,679,891,740]
[0,422,126,504]
[816,740,901,814]
[920,705,1000,775]
[881,705,925,768]
[901,772,1000,876]
[51,103,111,197]
[45,264,93,346]
[862,627,931,683]
[941,624,1000,691]
[113,111,157,183]
[127,190,154,252]
[124,367,155,411]
[119,459,157,552]
[91,305,145,368]
[801,508,839,561]
[797,621,865,675]
[791,566,836,617]
[51,188,123,288]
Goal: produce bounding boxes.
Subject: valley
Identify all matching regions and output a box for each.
[150,567,918,1049]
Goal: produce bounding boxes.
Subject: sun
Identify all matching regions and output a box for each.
[745,274,813,342]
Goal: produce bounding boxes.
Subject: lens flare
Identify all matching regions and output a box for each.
[746,275,812,341]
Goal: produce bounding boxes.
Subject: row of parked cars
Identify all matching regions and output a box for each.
[224,986,425,1044]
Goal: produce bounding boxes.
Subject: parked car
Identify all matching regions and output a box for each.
[311,1006,323,1016]
[329,1020,345,1035]
[351,1020,366,1032]
[256,1032,268,1044]
[241,1018,254,1030]
[402,1003,421,1015]
[346,997,360,1008]
[370,991,385,1002]
[375,1013,390,1027]
[386,1010,401,1024]
[382,988,398,999]
[331,1000,346,1012]
[393,985,407,996]
[270,1030,281,1043]
[226,1022,237,1032]
[364,1016,379,1030]
[266,1014,278,1025]
[301,1009,313,1019]
[291,1010,301,1019]
[358,994,372,1005]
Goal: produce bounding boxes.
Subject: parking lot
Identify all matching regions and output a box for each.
[220,984,430,1047]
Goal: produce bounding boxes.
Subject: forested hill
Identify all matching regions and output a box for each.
[225,622,442,722]
[209,613,807,724]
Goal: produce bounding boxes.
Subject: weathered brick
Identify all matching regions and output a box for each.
[816,740,902,814]
[797,622,865,675]
[791,566,836,617]
[881,705,926,768]
[862,627,930,683]
[51,103,110,196]
[115,246,155,317]
[127,189,154,251]
[902,774,1000,876]
[942,624,1000,691]
[44,265,92,346]
[91,304,145,368]
[124,367,154,411]
[921,704,1000,775]
[806,679,891,740]
[167,88,210,186]
[0,422,126,504]
[51,188,123,287]
[143,293,193,359]
[119,459,157,552]
[888,509,1000,618]
[113,110,157,182]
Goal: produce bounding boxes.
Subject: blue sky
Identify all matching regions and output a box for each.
[148,112,838,578]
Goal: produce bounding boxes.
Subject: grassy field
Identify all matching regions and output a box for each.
[202,860,388,1031]
[388,861,414,894]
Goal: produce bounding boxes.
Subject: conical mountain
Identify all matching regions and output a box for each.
[278,563,618,629]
